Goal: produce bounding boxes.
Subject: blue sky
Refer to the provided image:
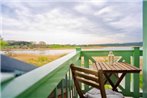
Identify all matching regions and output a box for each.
[1,0,143,44]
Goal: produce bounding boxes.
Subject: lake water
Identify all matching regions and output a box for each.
[1,47,143,55]
[2,49,74,55]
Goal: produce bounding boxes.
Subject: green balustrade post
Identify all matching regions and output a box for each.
[84,55,89,68]
[69,70,71,98]
[76,47,81,66]
[133,47,140,98]
[143,1,147,98]
[84,52,89,91]
[122,56,131,96]
[54,87,58,98]
[65,74,68,98]
[61,79,64,98]
[76,47,81,52]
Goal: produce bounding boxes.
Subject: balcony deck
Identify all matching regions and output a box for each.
[1,47,143,98]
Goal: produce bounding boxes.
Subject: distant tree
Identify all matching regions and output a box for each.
[38,41,46,48]
[39,41,46,45]
[31,41,37,45]
[0,39,8,49]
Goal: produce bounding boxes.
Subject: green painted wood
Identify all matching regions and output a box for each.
[118,85,125,91]
[65,74,68,98]
[140,50,143,56]
[61,79,64,98]
[77,57,81,66]
[82,53,96,63]
[76,47,81,52]
[143,1,147,98]
[120,91,142,97]
[69,70,71,98]
[54,87,58,98]
[122,56,131,95]
[72,82,74,97]
[82,50,134,57]
[1,52,80,98]
[74,86,78,98]
[133,47,140,98]
[84,56,89,68]
[76,47,81,66]
[72,84,74,97]
[19,62,74,98]
[1,47,143,98]
[1,73,15,84]
[84,56,89,91]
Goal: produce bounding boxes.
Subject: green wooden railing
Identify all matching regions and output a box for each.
[1,47,143,98]
[81,47,142,98]
[143,1,147,98]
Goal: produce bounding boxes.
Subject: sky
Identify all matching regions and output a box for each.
[1,0,143,44]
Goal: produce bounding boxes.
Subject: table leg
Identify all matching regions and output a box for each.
[112,73,126,91]
[104,73,126,92]
[104,73,112,84]
[104,73,118,91]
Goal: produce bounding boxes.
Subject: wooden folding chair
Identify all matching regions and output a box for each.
[70,64,124,98]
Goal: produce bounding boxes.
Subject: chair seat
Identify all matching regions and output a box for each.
[85,88,124,98]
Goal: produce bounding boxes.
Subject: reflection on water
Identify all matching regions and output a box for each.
[3,49,74,55]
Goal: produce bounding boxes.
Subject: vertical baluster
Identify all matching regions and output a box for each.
[71,71,74,98]
[133,47,140,98]
[71,84,73,98]
[72,81,75,98]
[143,2,147,98]
[123,56,131,95]
[71,86,73,98]
[54,87,58,98]
[69,69,71,98]
[65,74,68,98]
[76,56,81,67]
[84,56,89,91]
[74,85,78,98]
[61,79,64,98]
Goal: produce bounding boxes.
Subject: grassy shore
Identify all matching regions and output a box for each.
[8,53,66,67]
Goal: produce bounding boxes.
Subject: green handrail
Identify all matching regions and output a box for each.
[1,47,143,98]
[1,51,80,98]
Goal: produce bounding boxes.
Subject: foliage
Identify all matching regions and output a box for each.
[29,56,50,66]
[8,53,65,67]
[0,39,8,49]
[1,40,143,50]
[48,44,77,49]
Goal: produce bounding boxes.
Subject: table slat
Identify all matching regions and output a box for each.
[94,62,141,73]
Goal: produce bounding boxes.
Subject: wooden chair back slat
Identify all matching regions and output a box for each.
[71,65,98,76]
[75,71,98,82]
[70,64,107,98]
[76,77,100,88]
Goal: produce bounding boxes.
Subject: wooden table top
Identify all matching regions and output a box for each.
[94,62,141,73]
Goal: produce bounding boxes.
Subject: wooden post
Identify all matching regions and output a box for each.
[143,1,147,98]
[84,50,89,91]
[123,56,131,95]
[76,47,81,52]
[133,47,140,98]
[54,87,58,98]
[65,74,68,98]
[61,79,64,98]
[76,47,81,66]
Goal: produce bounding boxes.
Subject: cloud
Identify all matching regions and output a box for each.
[1,0,142,44]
